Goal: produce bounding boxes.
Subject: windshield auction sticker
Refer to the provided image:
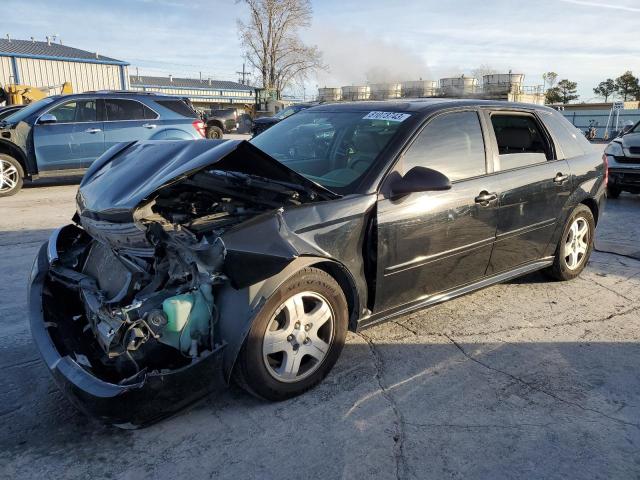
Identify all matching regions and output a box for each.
[363,111,411,122]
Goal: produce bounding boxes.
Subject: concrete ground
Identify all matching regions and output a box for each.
[1,172,639,478]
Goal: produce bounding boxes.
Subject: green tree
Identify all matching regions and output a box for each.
[542,71,558,90]
[593,79,616,102]
[614,71,640,101]
[545,87,562,104]
[549,79,579,104]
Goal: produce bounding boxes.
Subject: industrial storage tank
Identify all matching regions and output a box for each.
[370,83,402,100]
[401,80,438,98]
[439,76,478,96]
[482,73,525,94]
[318,87,342,102]
[341,85,370,101]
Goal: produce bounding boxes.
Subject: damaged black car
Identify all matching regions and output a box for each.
[30,100,605,427]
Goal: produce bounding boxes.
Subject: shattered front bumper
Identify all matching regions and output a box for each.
[28,235,227,429]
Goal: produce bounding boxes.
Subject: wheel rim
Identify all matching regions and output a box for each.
[0,159,18,193]
[262,291,334,383]
[564,216,589,270]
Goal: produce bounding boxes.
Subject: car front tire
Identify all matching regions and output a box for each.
[546,204,595,281]
[234,267,348,401]
[0,154,24,197]
[206,126,224,139]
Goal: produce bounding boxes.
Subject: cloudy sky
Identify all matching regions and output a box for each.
[3,0,639,101]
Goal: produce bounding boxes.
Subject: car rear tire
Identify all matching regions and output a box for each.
[607,186,621,199]
[234,267,348,401]
[206,126,224,139]
[0,154,23,197]
[546,204,595,281]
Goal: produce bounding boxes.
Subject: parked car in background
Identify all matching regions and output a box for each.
[604,120,640,198]
[0,92,205,196]
[30,99,605,427]
[0,104,24,121]
[204,108,239,139]
[251,103,313,137]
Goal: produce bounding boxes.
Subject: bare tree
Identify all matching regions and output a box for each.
[471,64,497,83]
[237,0,325,96]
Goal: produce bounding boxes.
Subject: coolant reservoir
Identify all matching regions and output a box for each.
[161,285,213,354]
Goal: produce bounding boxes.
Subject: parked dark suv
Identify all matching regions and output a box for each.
[604,120,640,198]
[0,92,205,196]
[30,99,605,427]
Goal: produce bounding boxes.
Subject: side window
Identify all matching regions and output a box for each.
[403,111,486,181]
[48,100,97,123]
[490,114,551,170]
[104,99,157,121]
[540,112,588,158]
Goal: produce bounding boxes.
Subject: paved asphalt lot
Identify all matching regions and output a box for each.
[1,141,639,479]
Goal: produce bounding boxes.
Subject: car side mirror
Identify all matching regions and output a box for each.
[38,114,58,125]
[390,166,452,197]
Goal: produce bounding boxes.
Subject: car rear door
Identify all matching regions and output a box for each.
[373,109,501,314]
[481,109,572,275]
[33,98,103,173]
[103,98,159,152]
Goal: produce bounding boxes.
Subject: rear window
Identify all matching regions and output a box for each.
[540,112,589,158]
[490,113,551,170]
[105,99,158,121]
[156,99,197,118]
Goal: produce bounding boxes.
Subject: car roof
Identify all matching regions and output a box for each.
[45,91,182,100]
[310,98,555,114]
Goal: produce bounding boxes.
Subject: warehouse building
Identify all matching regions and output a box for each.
[129,75,256,111]
[0,37,129,93]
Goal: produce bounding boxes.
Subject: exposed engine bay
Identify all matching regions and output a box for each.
[46,167,320,384]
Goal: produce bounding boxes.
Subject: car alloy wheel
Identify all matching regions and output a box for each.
[262,291,335,383]
[0,158,19,193]
[564,216,589,270]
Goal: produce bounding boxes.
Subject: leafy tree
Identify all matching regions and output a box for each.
[614,71,640,101]
[236,0,325,96]
[593,79,616,102]
[550,79,579,104]
[543,72,558,90]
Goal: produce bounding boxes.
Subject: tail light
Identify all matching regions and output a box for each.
[602,153,608,186]
[192,120,206,138]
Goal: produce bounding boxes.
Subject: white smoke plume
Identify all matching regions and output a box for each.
[307,27,432,86]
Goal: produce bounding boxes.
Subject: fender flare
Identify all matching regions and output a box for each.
[0,138,31,176]
[215,256,360,383]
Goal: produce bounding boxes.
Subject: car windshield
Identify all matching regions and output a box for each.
[250,110,408,193]
[2,97,57,124]
[632,121,640,133]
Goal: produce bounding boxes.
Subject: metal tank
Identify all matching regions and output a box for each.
[439,76,479,96]
[317,87,342,102]
[401,80,438,98]
[341,85,371,101]
[482,73,525,94]
[369,83,402,100]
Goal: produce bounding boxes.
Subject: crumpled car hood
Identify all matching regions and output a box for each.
[77,139,336,221]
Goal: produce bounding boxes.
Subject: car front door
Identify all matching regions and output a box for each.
[33,98,103,173]
[374,110,501,314]
[103,98,159,152]
[481,110,573,275]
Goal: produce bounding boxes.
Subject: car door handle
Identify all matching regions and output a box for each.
[142,123,157,129]
[84,128,102,134]
[554,173,569,184]
[475,191,498,204]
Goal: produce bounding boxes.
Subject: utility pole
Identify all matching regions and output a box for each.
[236,63,249,85]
